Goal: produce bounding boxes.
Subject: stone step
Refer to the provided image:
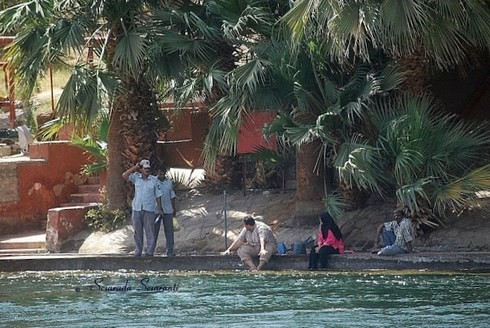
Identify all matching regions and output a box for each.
[86,176,100,185]
[59,202,100,207]
[69,193,102,203]
[1,252,489,272]
[0,241,46,250]
[0,248,48,255]
[0,231,46,251]
[77,184,101,193]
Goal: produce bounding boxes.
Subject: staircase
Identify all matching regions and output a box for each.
[0,176,102,255]
[61,176,102,206]
[0,231,46,255]
[46,176,102,252]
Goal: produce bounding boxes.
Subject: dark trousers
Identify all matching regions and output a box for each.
[308,245,339,269]
[154,213,174,255]
[381,227,396,247]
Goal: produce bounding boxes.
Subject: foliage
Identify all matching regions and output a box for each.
[323,192,347,221]
[245,143,295,190]
[84,188,127,232]
[85,205,127,232]
[335,94,490,225]
[281,0,490,71]
[70,114,109,175]
[0,0,224,209]
[167,168,204,190]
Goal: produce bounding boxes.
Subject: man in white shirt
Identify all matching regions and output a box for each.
[122,159,163,257]
[221,216,277,270]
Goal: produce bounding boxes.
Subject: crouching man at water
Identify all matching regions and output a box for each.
[377,208,415,256]
[221,216,277,271]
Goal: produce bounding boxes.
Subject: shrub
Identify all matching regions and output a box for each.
[84,205,127,232]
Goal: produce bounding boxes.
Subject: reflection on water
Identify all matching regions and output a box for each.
[0,271,489,327]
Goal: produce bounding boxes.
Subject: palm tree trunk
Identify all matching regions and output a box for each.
[106,105,127,210]
[106,78,162,210]
[294,139,325,219]
[397,47,428,94]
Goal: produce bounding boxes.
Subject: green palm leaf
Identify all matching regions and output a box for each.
[433,164,490,216]
[113,30,147,80]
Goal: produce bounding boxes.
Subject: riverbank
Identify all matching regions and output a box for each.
[1,251,489,273]
[2,188,489,273]
[73,188,490,255]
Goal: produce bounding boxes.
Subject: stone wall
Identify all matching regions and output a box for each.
[0,162,19,203]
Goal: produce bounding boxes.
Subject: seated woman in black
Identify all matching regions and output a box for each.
[308,212,344,270]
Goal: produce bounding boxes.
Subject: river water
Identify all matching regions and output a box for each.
[1,270,489,327]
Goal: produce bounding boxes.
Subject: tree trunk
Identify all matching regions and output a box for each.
[106,105,127,210]
[106,78,163,210]
[397,47,428,94]
[294,139,325,220]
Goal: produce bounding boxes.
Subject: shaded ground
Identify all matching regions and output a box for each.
[74,189,490,255]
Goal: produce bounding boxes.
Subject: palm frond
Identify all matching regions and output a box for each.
[36,117,65,141]
[376,62,406,92]
[112,30,147,81]
[230,58,271,94]
[159,30,215,61]
[279,0,317,45]
[0,0,54,34]
[56,65,116,133]
[433,164,490,216]
[335,136,388,196]
[201,110,241,170]
[323,192,347,221]
[5,29,53,98]
[395,177,432,214]
[222,5,273,40]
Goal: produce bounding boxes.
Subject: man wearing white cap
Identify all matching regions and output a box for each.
[122,159,164,256]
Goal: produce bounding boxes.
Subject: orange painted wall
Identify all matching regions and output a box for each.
[157,110,210,168]
[237,111,277,154]
[0,142,92,234]
[157,110,278,167]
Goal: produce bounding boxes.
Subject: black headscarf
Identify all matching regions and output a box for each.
[320,212,343,241]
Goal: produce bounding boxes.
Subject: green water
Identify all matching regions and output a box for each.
[0,271,489,327]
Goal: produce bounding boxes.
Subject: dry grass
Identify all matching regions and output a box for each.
[1,64,71,131]
[31,68,71,114]
[0,70,7,99]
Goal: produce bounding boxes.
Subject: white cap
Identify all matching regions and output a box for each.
[139,159,150,168]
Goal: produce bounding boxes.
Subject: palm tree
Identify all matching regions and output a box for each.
[156,0,490,224]
[0,0,228,209]
[194,18,405,216]
[281,0,490,75]
[159,0,405,218]
[275,0,490,216]
[335,94,490,229]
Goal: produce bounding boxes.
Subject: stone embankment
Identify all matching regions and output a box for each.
[0,252,489,273]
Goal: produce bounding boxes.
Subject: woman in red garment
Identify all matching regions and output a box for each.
[308,212,344,270]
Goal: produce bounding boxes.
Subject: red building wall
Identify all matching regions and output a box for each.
[237,111,277,154]
[0,142,92,234]
[157,110,210,168]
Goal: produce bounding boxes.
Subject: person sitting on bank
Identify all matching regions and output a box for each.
[308,212,344,270]
[377,208,415,256]
[221,216,277,271]
[374,219,397,249]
